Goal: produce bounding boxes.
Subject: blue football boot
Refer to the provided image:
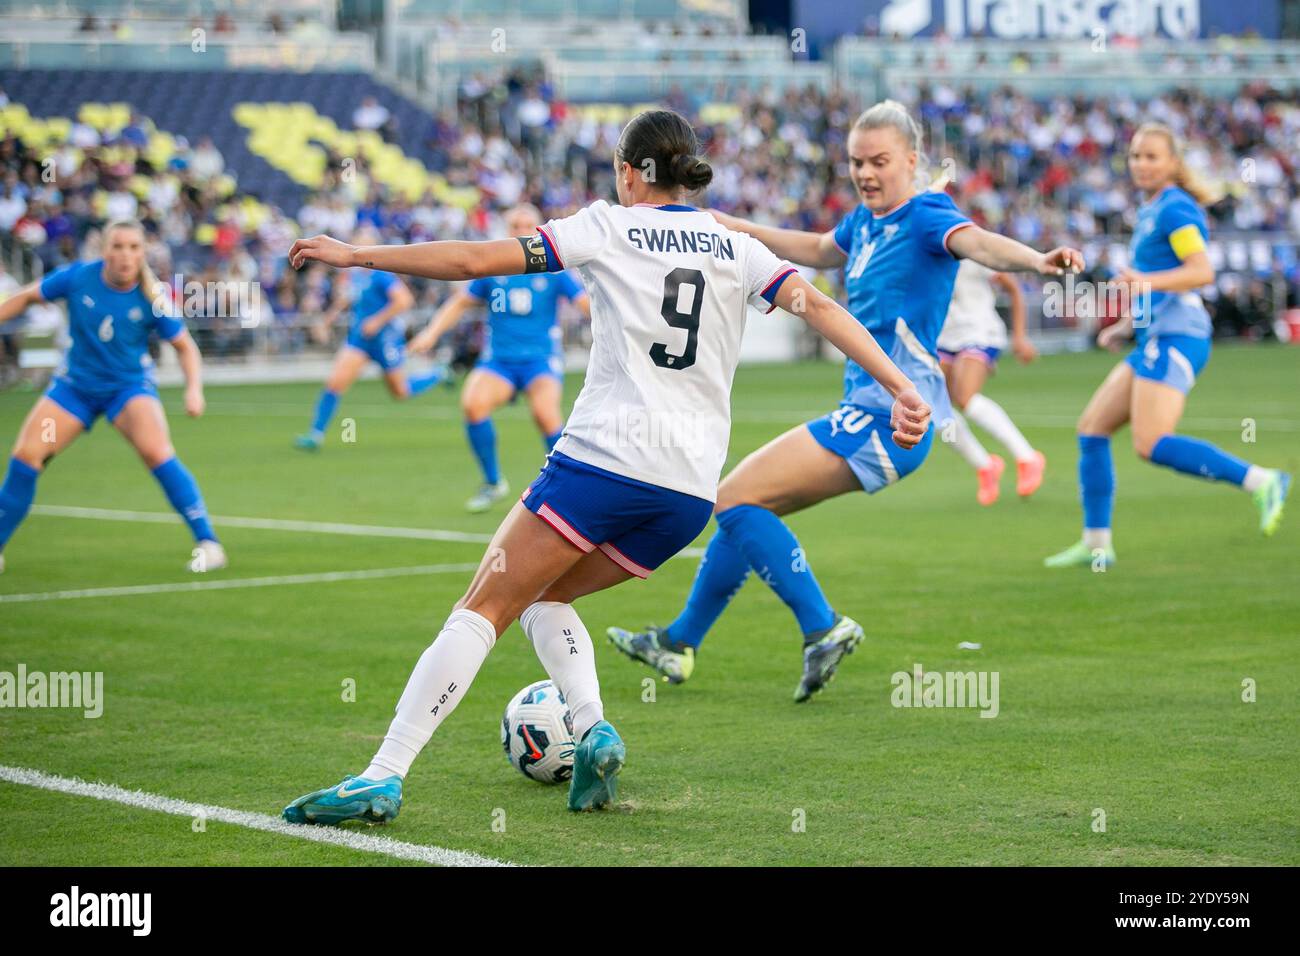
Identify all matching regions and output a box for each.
[282,774,402,825]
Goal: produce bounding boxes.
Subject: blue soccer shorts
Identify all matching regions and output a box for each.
[1125,334,1210,394]
[46,376,159,430]
[806,403,935,494]
[345,328,406,371]
[521,452,712,578]
[477,355,563,393]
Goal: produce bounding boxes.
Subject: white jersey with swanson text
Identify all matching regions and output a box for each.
[937,258,1008,351]
[539,200,793,501]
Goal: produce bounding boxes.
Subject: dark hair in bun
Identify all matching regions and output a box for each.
[617,108,713,193]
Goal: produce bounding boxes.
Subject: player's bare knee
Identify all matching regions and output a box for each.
[12,444,46,472]
[140,443,176,470]
[1133,431,1163,460]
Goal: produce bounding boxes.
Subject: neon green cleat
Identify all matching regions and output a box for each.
[1043,539,1116,569]
[794,615,864,703]
[1253,471,1290,537]
[606,625,695,684]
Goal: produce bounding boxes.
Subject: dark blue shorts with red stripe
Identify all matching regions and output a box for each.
[521,452,713,578]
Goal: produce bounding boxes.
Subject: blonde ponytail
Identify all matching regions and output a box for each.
[1133,123,1222,207]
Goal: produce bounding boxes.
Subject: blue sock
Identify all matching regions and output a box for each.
[407,370,443,397]
[715,504,836,637]
[665,527,750,648]
[1078,434,1114,531]
[1150,435,1250,485]
[466,418,500,485]
[151,457,217,543]
[0,457,39,552]
[310,389,340,437]
[544,429,563,452]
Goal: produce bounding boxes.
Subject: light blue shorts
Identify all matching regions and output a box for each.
[806,403,935,493]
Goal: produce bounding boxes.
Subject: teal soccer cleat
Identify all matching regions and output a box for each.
[282,774,402,826]
[293,432,323,452]
[568,721,625,812]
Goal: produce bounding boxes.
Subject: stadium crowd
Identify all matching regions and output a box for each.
[1,72,1297,367]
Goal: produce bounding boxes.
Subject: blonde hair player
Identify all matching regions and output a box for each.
[1044,123,1290,568]
[0,219,225,574]
[607,100,1081,699]
[281,108,930,822]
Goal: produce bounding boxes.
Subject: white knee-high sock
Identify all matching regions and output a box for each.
[520,601,604,742]
[964,393,1035,461]
[364,608,497,780]
[945,410,992,470]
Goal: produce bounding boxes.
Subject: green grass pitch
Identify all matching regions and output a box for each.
[1,345,1297,866]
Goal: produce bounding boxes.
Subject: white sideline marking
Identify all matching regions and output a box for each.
[32,505,494,544]
[26,505,706,559]
[0,563,478,603]
[0,765,513,867]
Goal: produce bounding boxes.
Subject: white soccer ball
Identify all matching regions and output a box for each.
[501,679,576,784]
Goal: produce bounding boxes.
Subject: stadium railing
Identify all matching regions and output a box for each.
[836,36,1300,98]
[0,35,374,72]
[0,0,333,22]
[392,0,744,24]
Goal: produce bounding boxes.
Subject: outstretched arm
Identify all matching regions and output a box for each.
[710,211,848,270]
[773,274,930,449]
[290,234,535,282]
[948,226,1084,276]
[1119,249,1214,294]
[0,282,45,326]
[409,289,479,354]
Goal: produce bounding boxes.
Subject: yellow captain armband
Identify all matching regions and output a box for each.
[1169,224,1206,260]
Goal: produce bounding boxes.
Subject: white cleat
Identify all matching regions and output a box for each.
[466,479,510,514]
[0,552,5,574]
[189,540,227,573]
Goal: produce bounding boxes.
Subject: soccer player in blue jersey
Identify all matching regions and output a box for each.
[608,100,1083,700]
[0,220,224,573]
[408,204,590,512]
[294,229,447,451]
[1045,124,1290,568]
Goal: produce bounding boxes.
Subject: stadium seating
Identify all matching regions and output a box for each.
[0,69,440,215]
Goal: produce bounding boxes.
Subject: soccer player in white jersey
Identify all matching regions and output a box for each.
[281,109,931,821]
[937,257,1046,505]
